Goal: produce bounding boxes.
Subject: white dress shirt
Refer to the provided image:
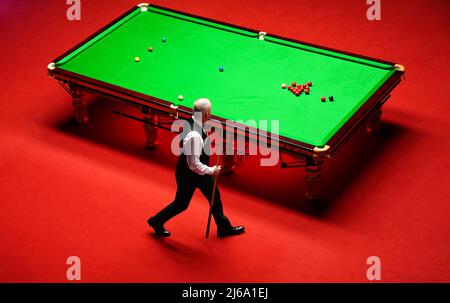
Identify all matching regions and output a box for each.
[183,116,214,175]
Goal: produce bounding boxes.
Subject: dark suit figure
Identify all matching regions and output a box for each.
[148,99,245,238]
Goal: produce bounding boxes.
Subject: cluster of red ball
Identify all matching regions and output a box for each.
[282,81,313,97]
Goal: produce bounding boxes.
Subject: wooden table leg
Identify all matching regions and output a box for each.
[305,158,324,200]
[367,109,383,135]
[72,90,88,124]
[143,111,159,148]
[222,154,235,175]
[221,131,236,175]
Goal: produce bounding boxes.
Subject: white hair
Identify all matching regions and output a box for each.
[193,98,212,113]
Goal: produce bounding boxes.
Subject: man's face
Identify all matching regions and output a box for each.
[202,107,212,122]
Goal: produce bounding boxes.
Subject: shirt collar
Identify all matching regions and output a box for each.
[191,115,205,134]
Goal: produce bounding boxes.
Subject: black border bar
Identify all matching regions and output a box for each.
[1,283,447,301]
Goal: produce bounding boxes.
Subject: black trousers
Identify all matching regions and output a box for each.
[151,169,231,228]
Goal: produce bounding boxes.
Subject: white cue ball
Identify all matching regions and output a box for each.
[281,83,287,89]
[178,95,184,101]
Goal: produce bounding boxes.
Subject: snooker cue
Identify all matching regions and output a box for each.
[205,154,221,239]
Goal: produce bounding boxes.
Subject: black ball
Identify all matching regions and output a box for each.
[329,96,334,101]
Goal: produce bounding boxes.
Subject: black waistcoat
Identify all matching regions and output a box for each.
[176,118,210,175]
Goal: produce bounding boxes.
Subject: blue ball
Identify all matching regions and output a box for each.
[219,66,224,72]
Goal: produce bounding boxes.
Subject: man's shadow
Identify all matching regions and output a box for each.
[147,233,201,256]
[219,121,406,217]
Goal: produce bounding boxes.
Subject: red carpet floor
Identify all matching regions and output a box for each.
[1,0,450,282]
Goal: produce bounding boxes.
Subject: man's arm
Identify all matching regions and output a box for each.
[184,132,215,175]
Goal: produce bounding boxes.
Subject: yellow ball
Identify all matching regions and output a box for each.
[135,57,140,62]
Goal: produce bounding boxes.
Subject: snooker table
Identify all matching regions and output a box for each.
[48,3,405,199]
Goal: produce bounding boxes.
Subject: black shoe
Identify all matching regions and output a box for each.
[147,217,171,237]
[217,225,245,238]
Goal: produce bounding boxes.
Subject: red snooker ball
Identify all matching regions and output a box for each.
[292,82,297,87]
[321,97,326,102]
[308,81,312,86]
